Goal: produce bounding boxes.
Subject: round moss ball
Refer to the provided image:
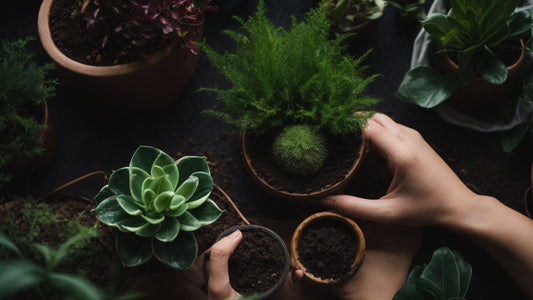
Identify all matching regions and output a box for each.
[272,125,327,176]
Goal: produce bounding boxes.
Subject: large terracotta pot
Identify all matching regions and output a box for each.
[441,40,526,123]
[38,0,201,114]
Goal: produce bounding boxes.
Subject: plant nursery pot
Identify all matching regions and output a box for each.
[216,224,290,299]
[290,211,366,285]
[241,129,367,201]
[440,39,526,123]
[38,0,201,114]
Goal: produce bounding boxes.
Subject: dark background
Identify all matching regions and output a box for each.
[2,0,532,298]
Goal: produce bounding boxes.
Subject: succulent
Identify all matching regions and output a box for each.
[272,125,327,176]
[327,0,384,32]
[93,146,223,270]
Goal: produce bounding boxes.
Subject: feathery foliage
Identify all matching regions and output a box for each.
[202,0,380,135]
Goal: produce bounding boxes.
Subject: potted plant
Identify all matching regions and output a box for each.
[393,247,472,300]
[216,225,290,299]
[0,37,57,191]
[37,0,214,113]
[202,1,380,201]
[324,0,386,40]
[385,0,426,22]
[290,211,366,284]
[92,145,225,270]
[396,0,533,126]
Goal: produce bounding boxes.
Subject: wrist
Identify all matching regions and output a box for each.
[441,194,500,235]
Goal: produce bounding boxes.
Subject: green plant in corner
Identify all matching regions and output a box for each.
[0,37,57,187]
[393,247,472,300]
[385,0,426,21]
[93,146,223,270]
[396,0,533,108]
[326,0,384,32]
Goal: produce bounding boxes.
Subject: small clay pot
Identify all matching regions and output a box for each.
[440,39,526,122]
[216,225,290,299]
[241,130,367,201]
[291,211,366,285]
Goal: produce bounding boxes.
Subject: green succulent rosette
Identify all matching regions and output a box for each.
[93,146,223,270]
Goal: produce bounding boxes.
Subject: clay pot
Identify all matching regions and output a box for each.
[290,211,366,285]
[216,224,290,299]
[440,39,526,123]
[37,0,201,114]
[241,130,367,201]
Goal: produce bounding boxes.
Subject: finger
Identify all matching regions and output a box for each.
[364,117,414,168]
[208,230,242,299]
[370,113,404,138]
[320,195,397,224]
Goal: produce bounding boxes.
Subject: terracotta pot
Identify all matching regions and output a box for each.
[38,0,201,114]
[290,211,366,285]
[216,224,290,299]
[440,39,526,122]
[241,130,367,201]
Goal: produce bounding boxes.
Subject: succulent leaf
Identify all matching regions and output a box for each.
[170,194,186,210]
[130,146,162,173]
[118,216,149,232]
[145,176,174,196]
[189,199,224,225]
[166,204,188,217]
[140,214,165,225]
[94,185,114,204]
[178,211,202,231]
[154,218,180,242]
[142,189,157,206]
[152,152,179,190]
[135,223,162,238]
[108,167,131,196]
[153,231,197,270]
[92,197,130,226]
[185,172,213,208]
[116,195,142,216]
[116,232,153,267]
[154,191,175,212]
[176,156,210,186]
[175,176,199,200]
[129,167,150,204]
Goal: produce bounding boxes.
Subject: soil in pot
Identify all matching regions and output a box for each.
[245,130,362,195]
[226,226,289,296]
[297,218,359,281]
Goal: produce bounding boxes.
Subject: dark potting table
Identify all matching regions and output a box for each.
[2,0,532,299]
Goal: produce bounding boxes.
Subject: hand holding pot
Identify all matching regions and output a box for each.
[206,230,242,300]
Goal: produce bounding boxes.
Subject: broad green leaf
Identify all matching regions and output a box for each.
[457,52,476,84]
[143,189,156,207]
[151,165,165,178]
[189,199,224,225]
[177,211,202,231]
[154,191,175,212]
[33,244,55,270]
[153,231,197,270]
[175,176,199,200]
[393,284,425,300]
[176,156,210,186]
[151,152,178,187]
[0,260,44,299]
[186,172,213,207]
[170,194,186,210]
[92,197,130,226]
[94,185,114,205]
[406,265,424,284]
[118,216,149,232]
[423,14,451,41]
[154,218,180,242]
[0,232,21,257]
[135,223,161,238]
[454,251,472,297]
[129,167,150,205]
[478,49,507,85]
[508,11,533,38]
[396,66,460,108]
[47,273,103,300]
[166,205,188,217]
[140,214,165,225]
[117,195,142,216]
[420,247,461,298]
[115,232,153,267]
[417,277,445,300]
[109,167,131,197]
[501,122,531,153]
[144,176,173,195]
[130,146,162,173]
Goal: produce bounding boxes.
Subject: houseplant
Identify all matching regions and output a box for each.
[397,0,533,125]
[216,225,290,299]
[38,0,214,113]
[393,247,472,300]
[0,37,57,190]
[290,211,366,284]
[325,0,385,38]
[92,145,224,270]
[202,0,380,200]
[385,0,426,21]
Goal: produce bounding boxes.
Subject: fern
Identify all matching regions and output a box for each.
[202,0,380,135]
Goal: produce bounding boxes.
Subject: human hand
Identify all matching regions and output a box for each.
[206,230,242,300]
[322,113,478,228]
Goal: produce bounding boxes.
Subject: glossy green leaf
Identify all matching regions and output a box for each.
[109,167,131,197]
[454,251,472,297]
[141,214,165,225]
[154,191,174,212]
[175,176,199,200]
[186,172,213,208]
[170,194,186,210]
[396,66,460,108]
[48,273,103,300]
[423,14,450,41]
[117,195,142,216]
[129,167,150,205]
[92,197,130,226]
[130,146,162,173]
[392,284,425,300]
[0,232,21,257]
[118,216,149,232]
[166,204,188,217]
[144,176,173,196]
[501,122,530,153]
[153,231,197,270]
[406,265,424,284]
[177,211,202,231]
[154,218,180,242]
[417,277,445,300]
[478,50,507,85]
[189,199,223,225]
[420,247,461,298]
[142,189,156,207]
[0,260,44,299]
[508,11,533,38]
[176,156,210,186]
[94,185,114,205]
[115,232,153,267]
[152,152,178,188]
[135,223,161,238]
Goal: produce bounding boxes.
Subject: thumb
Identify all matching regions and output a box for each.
[208,230,242,300]
[320,195,397,224]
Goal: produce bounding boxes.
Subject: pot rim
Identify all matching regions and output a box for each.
[290,211,366,285]
[241,129,368,201]
[215,224,290,299]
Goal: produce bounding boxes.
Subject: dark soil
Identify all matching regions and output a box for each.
[297,218,358,281]
[245,130,362,194]
[228,227,287,295]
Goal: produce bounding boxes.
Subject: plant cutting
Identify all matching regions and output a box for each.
[38,0,214,113]
[397,0,533,123]
[92,145,223,270]
[216,225,290,299]
[202,0,380,200]
[0,37,57,190]
[290,212,366,284]
[393,247,472,300]
[325,0,385,37]
[385,0,426,21]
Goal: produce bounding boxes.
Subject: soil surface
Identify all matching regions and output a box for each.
[297,218,358,281]
[228,227,287,296]
[245,130,362,195]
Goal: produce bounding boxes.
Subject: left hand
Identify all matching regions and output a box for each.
[206,230,242,300]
